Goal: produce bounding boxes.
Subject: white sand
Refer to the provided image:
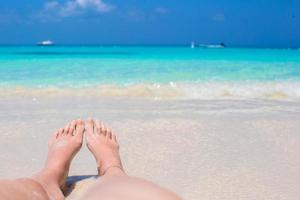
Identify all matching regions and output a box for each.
[0,96,300,200]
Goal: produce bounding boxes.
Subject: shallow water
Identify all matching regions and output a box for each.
[0,46,300,100]
[1,46,300,199]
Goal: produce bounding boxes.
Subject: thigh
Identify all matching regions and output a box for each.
[0,179,49,200]
[79,176,181,200]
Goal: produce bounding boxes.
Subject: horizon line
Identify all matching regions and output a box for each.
[0,44,299,49]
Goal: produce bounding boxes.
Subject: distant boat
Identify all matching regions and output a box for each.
[190,41,195,49]
[37,40,54,46]
[199,43,226,48]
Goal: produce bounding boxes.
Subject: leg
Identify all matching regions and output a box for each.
[81,119,182,200]
[0,119,85,200]
[0,178,49,200]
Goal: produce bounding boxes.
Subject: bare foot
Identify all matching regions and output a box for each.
[33,119,84,200]
[85,119,125,176]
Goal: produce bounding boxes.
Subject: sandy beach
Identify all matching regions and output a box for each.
[0,94,299,200]
[1,0,299,198]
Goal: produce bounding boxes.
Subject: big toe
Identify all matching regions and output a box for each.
[85,118,95,134]
[74,119,84,142]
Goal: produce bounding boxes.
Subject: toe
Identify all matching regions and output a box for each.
[74,119,84,142]
[49,130,59,146]
[112,133,119,147]
[85,118,95,134]
[69,120,76,135]
[53,130,59,140]
[58,128,64,137]
[106,128,112,139]
[95,120,101,135]
[63,123,70,135]
[112,132,117,142]
[100,122,107,136]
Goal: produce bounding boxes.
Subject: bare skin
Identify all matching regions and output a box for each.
[0,119,84,200]
[85,119,124,176]
[82,119,182,200]
[0,119,181,200]
[33,119,85,200]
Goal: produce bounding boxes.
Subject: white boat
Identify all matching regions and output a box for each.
[198,43,226,48]
[37,40,54,46]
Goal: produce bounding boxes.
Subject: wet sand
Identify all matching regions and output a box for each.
[0,96,300,200]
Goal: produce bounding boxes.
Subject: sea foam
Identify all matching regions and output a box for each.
[1,81,300,100]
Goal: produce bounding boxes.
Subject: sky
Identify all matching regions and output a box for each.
[0,0,299,47]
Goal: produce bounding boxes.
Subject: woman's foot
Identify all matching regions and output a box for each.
[85,119,125,176]
[33,119,85,200]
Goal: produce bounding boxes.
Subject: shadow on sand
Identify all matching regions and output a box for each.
[64,175,98,197]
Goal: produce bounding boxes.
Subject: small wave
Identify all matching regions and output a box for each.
[1,81,300,100]
[178,81,300,100]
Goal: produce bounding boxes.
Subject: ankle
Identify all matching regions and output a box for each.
[34,169,63,187]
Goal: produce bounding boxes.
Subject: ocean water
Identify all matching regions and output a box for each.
[0,46,300,100]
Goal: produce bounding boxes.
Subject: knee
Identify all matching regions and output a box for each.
[14,178,50,200]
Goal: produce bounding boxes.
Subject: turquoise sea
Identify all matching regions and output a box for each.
[0,46,300,99]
